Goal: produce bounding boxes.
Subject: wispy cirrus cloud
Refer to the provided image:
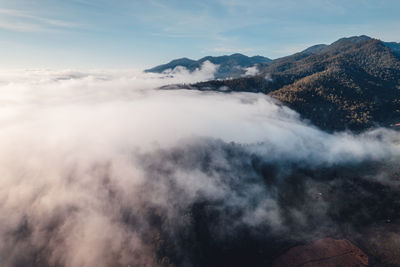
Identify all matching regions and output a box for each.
[0,8,79,32]
[0,20,41,32]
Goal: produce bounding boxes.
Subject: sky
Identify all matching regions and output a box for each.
[0,0,399,69]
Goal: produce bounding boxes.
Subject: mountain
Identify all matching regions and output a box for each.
[145,53,272,78]
[182,36,400,132]
[145,57,197,73]
[301,44,328,55]
[384,41,400,56]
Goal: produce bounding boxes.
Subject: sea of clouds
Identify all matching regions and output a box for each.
[0,62,399,267]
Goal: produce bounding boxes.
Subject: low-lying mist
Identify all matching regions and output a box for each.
[1,64,400,267]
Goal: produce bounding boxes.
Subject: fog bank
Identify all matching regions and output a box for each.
[0,65,399,266]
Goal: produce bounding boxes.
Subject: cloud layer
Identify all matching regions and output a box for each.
[0,65,400,266]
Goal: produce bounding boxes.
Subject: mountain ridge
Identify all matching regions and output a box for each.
[162,36,400,132]
[145,53,271,79]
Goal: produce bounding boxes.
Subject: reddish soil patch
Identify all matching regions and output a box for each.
[272,238,368,267]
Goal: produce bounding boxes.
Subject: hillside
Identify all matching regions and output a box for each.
[384,41,400,56]
[184,36,400,132]
[145,53,271,79]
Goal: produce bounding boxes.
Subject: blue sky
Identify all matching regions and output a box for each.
[0,0,399,69]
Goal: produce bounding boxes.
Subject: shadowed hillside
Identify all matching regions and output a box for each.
[181,36,400,132]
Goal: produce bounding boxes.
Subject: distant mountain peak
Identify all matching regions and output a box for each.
[169,58,196,64]
[230,53,246,56]
[301,44,328,55]
[333,35,372,45]
[145,54,271,78]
